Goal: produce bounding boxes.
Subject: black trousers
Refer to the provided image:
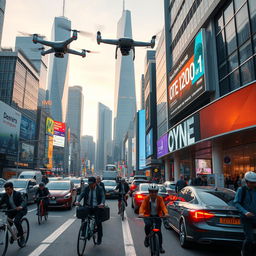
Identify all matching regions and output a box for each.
[144,217,163,247]
[241,216,256,256]
[8,210,26,237]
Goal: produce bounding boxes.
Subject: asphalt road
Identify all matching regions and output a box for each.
[0,198,242,256]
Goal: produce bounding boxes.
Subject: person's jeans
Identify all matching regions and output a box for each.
[144,217,163,247]
[8,210,27,237]
[241,216,256,256]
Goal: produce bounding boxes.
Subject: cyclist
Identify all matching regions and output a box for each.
[0,182,27,244]
[139,184,169,254]
[75,176,105,245]
[96,176,106,194]
[35,182,50,214]
[116,177,129,213]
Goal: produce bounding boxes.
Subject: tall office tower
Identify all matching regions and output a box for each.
[81,135,95,168]
[66,86,84,174]
[47,16,71,122]
[0,0,6,47]
[15,37,48,107]
[140,74,145,110]
[113,10,136,162]
[96,103,112,172]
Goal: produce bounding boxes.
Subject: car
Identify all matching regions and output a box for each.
[18,171,42,184]
[128,177,134,184]
[0,178,6,188]
[132,183,169,213]
[63,177,85,194]
[129,179,150,196]
[48,177,63,182]
[133,175,147,181]
[7,178,37,204]
[46,181,77,210]
[102,180,118,198]
[164,181,176,195]
[165,186,245,248]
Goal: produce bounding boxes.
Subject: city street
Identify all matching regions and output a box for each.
[4,198,242,256]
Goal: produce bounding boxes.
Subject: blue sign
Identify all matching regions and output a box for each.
[146,129,153,158]
[20,115,36,141]
[138,110,146,170]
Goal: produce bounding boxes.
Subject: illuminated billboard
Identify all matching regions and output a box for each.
[138,110,146,170]
[146,129,153,158]
[167,29,206,119]
[53,121,65,147]
[20,115,36,140]
[46,117,54,135]
[53,135,65,147]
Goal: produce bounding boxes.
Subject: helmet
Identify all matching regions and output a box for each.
[39,182,45,187]
[244,171,256,182]
[148,184,159,192]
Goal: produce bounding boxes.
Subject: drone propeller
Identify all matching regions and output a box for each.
[18,31,46,38]
[58,24,94,39]
[81,49,99,54]
[30,47,45,52]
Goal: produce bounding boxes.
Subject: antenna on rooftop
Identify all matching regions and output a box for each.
[123,0,125,12]
[62,0,66,17]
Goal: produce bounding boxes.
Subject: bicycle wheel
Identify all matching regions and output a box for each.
[92,224,98,245]
[77,223,87,256]
[0,226,8,256]
[150,233,160,256]
[17,218,29,248]
[38,205,43,225]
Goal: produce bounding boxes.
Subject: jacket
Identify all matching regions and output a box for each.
[78,185,105,207]
[35,187,50,198]
[0,190,27,211]
[116,182,129,194]
[139,195,168,217]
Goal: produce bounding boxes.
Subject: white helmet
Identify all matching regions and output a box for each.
[244,171,256,182]
[148,184,159,191]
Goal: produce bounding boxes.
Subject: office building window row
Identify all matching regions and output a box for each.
[215,0,256,96]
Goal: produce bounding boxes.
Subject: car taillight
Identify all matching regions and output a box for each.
[130,184,136,190]
[135,194,146,200]
[164,195,171,201]
[152,228,160,232]
[189,210,215,222]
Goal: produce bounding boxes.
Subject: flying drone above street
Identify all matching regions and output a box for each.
[96,31,156,60]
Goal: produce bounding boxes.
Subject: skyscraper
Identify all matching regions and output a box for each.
[15,36,48,107]
[96,103,112,172]
[47,16,71,122]
[81,135,95,169]
[113,10,136,162]
[0,0,6,47]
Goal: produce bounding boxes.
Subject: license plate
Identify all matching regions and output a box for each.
[50,200,56,204]
[220,218,241,225]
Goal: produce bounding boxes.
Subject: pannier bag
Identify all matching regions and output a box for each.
[76,206,90,219]
[98,206,110,222]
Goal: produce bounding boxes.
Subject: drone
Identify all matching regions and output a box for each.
[19,27,95,58]
[96,31,156,60]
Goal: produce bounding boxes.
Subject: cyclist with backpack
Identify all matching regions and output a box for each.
[234,171,256,256]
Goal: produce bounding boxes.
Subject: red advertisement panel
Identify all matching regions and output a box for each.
[54,121,66,133]
[200,83,256,139]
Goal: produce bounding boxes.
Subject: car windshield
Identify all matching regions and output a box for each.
[10,180,27,188]
[158,186,167,193]
[103,181,116,186]
[71,179,81,184]
[134,180,149,185]
[46,182,70,190]
[83,179,88,183]
[19,174,34,179]
[198,190,235,206]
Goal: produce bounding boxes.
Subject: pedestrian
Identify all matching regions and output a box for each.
[42,174,49,185]
[234,171,256,256]
[194,174,202,186]
[175,175,187,193]
[96,175,106,194]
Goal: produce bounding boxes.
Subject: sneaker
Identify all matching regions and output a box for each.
[144,237,149,248]
[97,237,102,245]
[19,235,25,245]
[160,247,165,254]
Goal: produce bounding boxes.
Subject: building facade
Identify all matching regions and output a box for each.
[140,74,145,110]
[47,16,71,122]
[157,0,256,187]
[0,0,5,48]
[81,135,95,175]
[96,103,112,173]
[113,9,136,163]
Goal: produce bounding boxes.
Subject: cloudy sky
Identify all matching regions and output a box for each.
[2,0,164,141]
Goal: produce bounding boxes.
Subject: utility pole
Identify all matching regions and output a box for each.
[62,0,65,17]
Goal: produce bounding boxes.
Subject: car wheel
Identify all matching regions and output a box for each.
[163,218,171,230]
[179,220,190,248]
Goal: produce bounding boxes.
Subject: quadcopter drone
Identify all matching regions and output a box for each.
[20,27,95,58]
[96,31,156,60]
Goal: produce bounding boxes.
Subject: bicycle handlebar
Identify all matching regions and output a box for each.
[139,216,169,219]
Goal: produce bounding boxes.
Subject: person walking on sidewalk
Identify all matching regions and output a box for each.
[234,171,256,256]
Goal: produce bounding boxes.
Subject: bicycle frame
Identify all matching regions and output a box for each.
[82,215,96,240]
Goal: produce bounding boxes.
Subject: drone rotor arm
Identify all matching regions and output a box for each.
[100,39,119,46]
[132,41,152,47]
[67,48,86,57]
[41,48,55,56]
[34,38,55,48]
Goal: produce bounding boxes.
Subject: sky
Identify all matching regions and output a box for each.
[2,0,164,141]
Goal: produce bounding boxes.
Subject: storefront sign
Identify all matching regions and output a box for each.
[0,101,21,156]
[168,114,200,153]
[20,115,36,140]
[54,121,66,136]
[157,134,169,158]
[167,29,206,119]
[46,117,54,135]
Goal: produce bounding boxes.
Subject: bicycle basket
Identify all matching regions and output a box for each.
[76,207,90,219]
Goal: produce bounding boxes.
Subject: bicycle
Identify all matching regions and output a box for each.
[139,216,166,256]
[36,196,49,225]
[77,207,99,256]
[0,209,30,256]
[118,193,127,221]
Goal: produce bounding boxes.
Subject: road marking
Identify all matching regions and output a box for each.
[28,218,76,256]
[28,208,37,213]
[122,211,137,256]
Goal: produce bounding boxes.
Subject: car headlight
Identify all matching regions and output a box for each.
[64,193,71,199]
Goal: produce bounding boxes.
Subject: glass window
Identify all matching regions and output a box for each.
[219,62,228,79]
[224,2,234,24]
[228,51,239,72]
[216,13,224,34]
[198,190,235,206]
[249,0,256,34]
[225,19,237,55]
[253,34,256,53]
[239,40,253,64]
[229,69,240,90]
[234,0,246,12]
[220,77,229,96]
[240,58,255,85]
[216,31,226,64]
[236,4,250,46]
